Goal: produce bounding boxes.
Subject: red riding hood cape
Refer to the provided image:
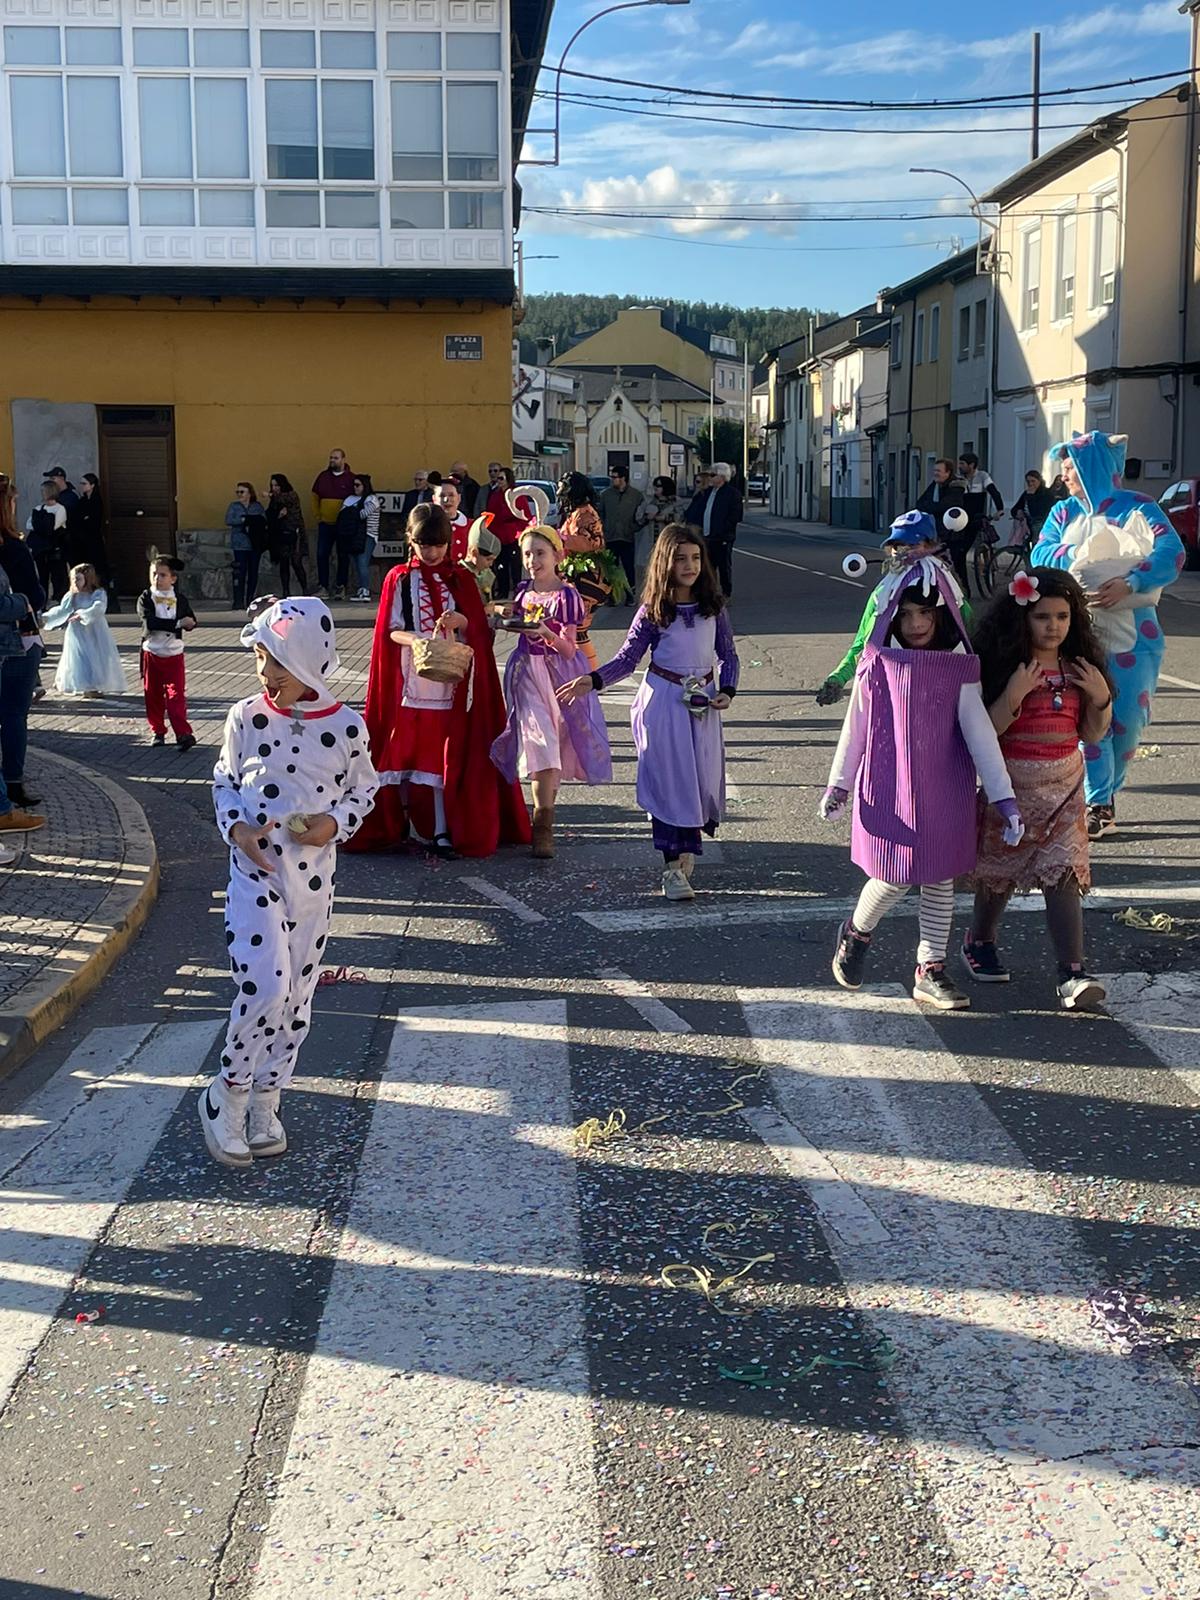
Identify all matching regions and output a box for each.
[346,559,530,856]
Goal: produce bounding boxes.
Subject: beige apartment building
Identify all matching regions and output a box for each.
[987,85,1199,506]
[881,248,982,520]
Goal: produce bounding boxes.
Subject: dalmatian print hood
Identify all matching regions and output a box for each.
[240,596,341,711]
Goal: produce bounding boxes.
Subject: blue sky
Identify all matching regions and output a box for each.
[516,0,1193,315]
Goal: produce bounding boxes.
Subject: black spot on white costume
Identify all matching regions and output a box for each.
[212,597,378,1092]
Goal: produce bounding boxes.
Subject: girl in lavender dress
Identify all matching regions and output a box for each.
[558,523,739,902]
[491,522,612,859]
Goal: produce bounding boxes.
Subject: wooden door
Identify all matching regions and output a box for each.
[98,408,176,595]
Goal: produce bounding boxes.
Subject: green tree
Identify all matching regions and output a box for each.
[696,418,746,467]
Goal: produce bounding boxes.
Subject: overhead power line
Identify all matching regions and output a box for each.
[552,62,1194,111]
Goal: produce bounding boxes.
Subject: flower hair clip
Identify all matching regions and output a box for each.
[1009,571,1040,606]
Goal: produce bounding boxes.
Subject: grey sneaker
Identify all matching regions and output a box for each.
[248,1087,288,1157]
[913,963,970,1011]
[662,866,695,901]
[1057,968,1106,1011]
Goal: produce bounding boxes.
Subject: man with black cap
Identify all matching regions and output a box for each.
[44,466,79,515]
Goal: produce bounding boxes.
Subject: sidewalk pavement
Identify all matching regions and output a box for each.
[0,746,158,1080]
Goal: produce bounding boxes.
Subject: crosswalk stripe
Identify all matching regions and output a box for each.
[0,1019,222,1411]
[248,1000,600,1598]
[577,881,1200,933]
[738,984,1200,1599]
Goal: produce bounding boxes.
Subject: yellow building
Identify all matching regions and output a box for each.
[0,1,553,593]
[551,305,747,415]
[881,248,981,518]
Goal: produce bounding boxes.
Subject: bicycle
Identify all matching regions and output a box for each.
[971,516,1001,597]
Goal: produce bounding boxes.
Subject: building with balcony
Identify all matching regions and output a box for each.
[0,0,552,589]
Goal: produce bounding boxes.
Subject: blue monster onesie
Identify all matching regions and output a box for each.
[1032,433,1184,810]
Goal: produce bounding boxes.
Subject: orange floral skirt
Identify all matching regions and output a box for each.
[973,752,1090,894]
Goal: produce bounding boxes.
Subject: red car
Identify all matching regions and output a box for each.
[1158,479,1200,568]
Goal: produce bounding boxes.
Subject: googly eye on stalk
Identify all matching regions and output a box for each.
[842,553,869,578]
[942,505,970,536]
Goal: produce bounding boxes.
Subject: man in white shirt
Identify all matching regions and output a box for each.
[26,480,68,602]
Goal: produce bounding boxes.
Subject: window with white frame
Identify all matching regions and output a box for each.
[890,317,903,367]
[915,309,925,365]
[929,303,940,361]
[1092,189,1118,307]
[1,20,506,238]
[957,304,971,359]
[973,298,987,356]
[1053,209,1076,321]
[1047,406,1072,446]
[1020,227,1041,332]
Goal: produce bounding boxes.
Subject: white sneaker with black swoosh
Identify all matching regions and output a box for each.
[198,1075,252,1168]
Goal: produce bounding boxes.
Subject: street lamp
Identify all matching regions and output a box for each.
[523,0,691,167]
[909,166,996,275]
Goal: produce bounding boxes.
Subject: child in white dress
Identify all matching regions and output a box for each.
[40,563,126,697]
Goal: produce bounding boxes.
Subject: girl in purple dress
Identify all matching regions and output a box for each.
[820,557,1021,1011]
[558,523,739,902]
[491,524,612,859]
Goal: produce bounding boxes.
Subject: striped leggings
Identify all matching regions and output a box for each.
[852,878,955,968]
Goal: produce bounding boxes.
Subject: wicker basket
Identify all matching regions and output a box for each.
[411,633,473,684]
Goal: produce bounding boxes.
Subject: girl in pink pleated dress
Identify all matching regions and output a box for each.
[491,524,612,859]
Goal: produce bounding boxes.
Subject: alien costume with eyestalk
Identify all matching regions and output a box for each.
[1032,433,1184,816]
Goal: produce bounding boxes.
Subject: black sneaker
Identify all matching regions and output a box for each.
[961,933,1010,983]
[832,918,871,990]
[177,733,198,753]
[913,963,970,1010]
[1086,804,1117,840]
[150,732,166,747]
[1057,967,1106,1011]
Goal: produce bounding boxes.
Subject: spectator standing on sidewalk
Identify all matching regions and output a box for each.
[401,470,431,518]
[684,463,743,598]
[226,482,267,612]
[634,475,682,591]
[449,460,483,516]
[266,474,309,599]
[341,473,381,602]
[310,448,355,597]
[66,474,115,606]
[599,465,641,600]
[26,480,68,602]
[44,466,78,516]
[0,483,46,824]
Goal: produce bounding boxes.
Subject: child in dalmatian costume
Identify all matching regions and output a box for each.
[200,596,378,1168]
[1032,433,1185,839]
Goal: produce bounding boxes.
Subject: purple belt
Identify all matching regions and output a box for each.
[649,663,713,687]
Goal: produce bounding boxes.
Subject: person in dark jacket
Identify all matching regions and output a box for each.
[400,470,432,518]
[266,474,309,599]
[915,458,966,518]
[684,462,743,597]
[66,473,115,602]
[26,481,68,602]
[0,476,47,820]
[449,461,482,517]
[1011,469,1055,540]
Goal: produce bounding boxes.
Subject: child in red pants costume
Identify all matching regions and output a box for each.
[137,555,198,751]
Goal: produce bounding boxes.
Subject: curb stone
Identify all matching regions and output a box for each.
[0,746,159,1083]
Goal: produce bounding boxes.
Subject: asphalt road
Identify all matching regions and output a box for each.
[2,512,1200,1600]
